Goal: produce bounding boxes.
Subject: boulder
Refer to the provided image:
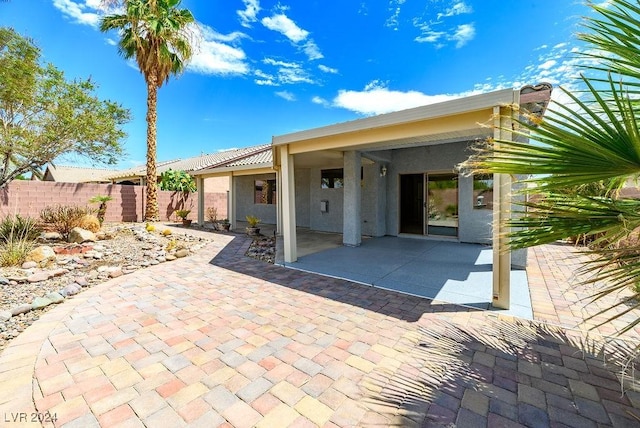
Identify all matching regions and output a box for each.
[0,310,11,322]
[26,246,56,263]
[175,249,189,258]
[68,227,97,244]
[10,304,31,316]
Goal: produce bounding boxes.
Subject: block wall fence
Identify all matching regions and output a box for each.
[0,181,227,222]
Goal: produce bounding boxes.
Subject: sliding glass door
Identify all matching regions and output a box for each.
[400,173,458,237]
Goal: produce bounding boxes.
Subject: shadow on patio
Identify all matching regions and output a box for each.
[209,234,481,323]
[363,315,640,426]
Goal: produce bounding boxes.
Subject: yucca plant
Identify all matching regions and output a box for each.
[460,0,640,335]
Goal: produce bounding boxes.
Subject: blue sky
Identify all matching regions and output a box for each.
[1,0,597,168]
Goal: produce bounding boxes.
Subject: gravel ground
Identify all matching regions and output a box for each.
[0,223,277,353]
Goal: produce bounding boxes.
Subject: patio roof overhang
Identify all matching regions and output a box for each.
[271,88,519,166]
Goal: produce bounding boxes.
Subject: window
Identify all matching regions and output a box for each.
[321,168,344,188]
[473,174,493,209]
[255,179,277,204]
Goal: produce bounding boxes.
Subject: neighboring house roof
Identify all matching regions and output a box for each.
[104,144,272,181]
[43,165,118,183]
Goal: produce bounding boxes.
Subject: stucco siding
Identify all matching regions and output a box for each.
[361,163,386,237]
[235,174,277,225]
[309,168,344,233]
[386,141,485,240]
[295,168,311,228]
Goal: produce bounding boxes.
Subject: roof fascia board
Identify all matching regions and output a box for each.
[273,88,517,146]
[191,163,273,177]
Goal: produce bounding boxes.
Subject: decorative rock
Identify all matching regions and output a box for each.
[27,272,52,283]
[26,245,56,263]
[175,249,189,258]
[0,277,8,285]
[10,304,32,316]
[108,269,123,278]
[42,232,62,241]
[45,292,64,304]
[68,227,96,244]
[21,261,38,269]
[61,285,79,297]
[0,310,11,322]
[165,254,177,261]
[51,268,68,277]
[74,276,89,287]
[31,296,53,310]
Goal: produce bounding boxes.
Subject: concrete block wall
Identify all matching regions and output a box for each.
[0,181,227,222]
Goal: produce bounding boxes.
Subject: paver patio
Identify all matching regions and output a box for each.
[0,229,639,427]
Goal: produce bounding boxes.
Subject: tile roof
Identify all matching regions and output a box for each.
[103,144,272,180]
[44,165,119,183]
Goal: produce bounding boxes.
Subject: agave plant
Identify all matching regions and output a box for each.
[460,0,640,335]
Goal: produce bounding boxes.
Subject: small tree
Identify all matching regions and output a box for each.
[89,195,113,225]
[159,169,196,193]
[0,28,130,188]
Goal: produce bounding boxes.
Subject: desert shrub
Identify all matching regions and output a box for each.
[0,239,34,266]
[80,214,101,233]
[145,223,155,232]
[40,205,88,240]
[0,215,42,243]
[162,229,172,236]
[206,206,218,223]
[0,215,41,266]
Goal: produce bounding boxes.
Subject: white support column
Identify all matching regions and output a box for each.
[228,175,236,230]
[492,98,517,310]
[343,150,362,246]
[196,176,205,226]
[279,145,297,262]
[276,168,283,235]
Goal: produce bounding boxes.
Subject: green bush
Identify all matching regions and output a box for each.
[40,205,88,240]
[0,239,34,267]
[0,215,41,266]
[0,215,42,243]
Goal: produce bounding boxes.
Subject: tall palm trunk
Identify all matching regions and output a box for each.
[145,72,159,221]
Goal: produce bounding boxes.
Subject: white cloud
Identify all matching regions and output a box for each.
[275,91,296,101]
[333,80,480,115]
[261,13,309,43]
[238,0,260,28]
[261,10,322,61]
[437,1,473,20]
[188,24,250,75]
[52,0,101,27]
[254,69,277,86]
[414,22,475,48]
[538,60,557,70]
[385,0,407,29]
[318,64,338,74]
[451,23,475,48]
[261,58,315,85]
[303,40,323,60]
[312,96,330,106]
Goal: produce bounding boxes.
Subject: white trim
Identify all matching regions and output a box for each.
[273,89,516,145]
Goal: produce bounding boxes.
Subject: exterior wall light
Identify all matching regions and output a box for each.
[380,165,387,177]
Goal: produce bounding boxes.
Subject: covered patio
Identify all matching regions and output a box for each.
[275,231,533,319]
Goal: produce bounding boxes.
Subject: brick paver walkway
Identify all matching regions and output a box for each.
[0,232,639,427]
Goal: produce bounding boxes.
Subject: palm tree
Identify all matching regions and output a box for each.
[460,0,640,334]
[100,0,194,221]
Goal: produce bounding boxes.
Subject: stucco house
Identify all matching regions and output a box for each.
[193,84,552,309]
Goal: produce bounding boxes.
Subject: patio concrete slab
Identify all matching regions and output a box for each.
[282,236,534,319]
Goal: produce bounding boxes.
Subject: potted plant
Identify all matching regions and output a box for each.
[216,218,230,231]
[175,209,192,227]
[245,215,261,236]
